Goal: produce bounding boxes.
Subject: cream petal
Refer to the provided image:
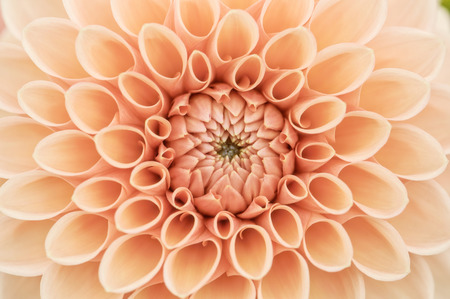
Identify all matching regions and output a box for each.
[205,211,241,240]
[0,44,48,113]
[364,255,434,299]
[0,116,53,178]
[163,236,222,297]
[184,50,213,93]
[222,54,265,92]
[2,0,68,39]
[338,161,408,219]
[309,265,364,299]
[129,283,179,299]
[130,161,170,195]
[294,137,335,172]
[45,211,113,265]
[76,25,139,81]
[33,130,103,177]
[220,0,262,10]
[434,36,450,85]
[118,71,169,119]
[259,0,313,35]
[0,273,41,299]
[40,262,122,299]
[374,123,448,180]
[332,111,391,162]
[276,174,308,204]
[258,250,309,299]
[161,210,204,249]
[18,80,71,127]
[256,204,303,248]
[289,96,346,134]
[207,9,259,66]
[262,27,316,71]
[359,68,430,120]
[226,224,273,280]
[384,0,437,30]
[424,249,450,299]
[22,18,89,80]
[262,70,305,110]
[343,216,410,281]
[436,154,450,195]
[145,115,172,148]
[388,180,450,255]
[406,83,450,152]
[309,0,387,50]
[306,43,375,95]
[0,170,74,220]
[192,273,255,299]
[99,234,165,293]
[0,215,52,276]
[115,194,170,234]
[366,27,445,80]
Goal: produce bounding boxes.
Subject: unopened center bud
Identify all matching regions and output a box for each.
[217,137,244,160]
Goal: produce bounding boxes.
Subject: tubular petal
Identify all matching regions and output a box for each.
[185,50,213,93]
[309,266,364,299]
[276,174,308,204]
[161,210,204,249]
[205,211,241,240]
[192,273,255,299]
[145,116,172,148]
[262,70,305,110]
[130,161,170,195]
[294,137,335,172]
[222,54,265,92]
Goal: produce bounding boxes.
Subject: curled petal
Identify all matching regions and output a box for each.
[45,211,113,265]
[22,18,89,80]
[366,27,445,80]
[262,70,305,110]
[192,273,255,299]
[167,187,195,211]
[306,43,375,95]
[332,111,391,162]
[294,137,335,172]
[309,266,364,299]
[161,210,205,249]
[0,215,52,276]
[222,54,265,92]
[145,115,172,148]
[130,161,170,195]
[359,68,430,121]
[226,224,273,280]
[276,174,308,204]
[184,50,213,93]
[309,0,387,50]
[343,216,410,281]
[388,180,450,255]
[129,283,179,299]
[0,273,41,299]
[0,170,74,220]
[0,116,53,178]
[99,234,165,293]
[40,262,122,299]
[205,211,241,240]
[374,123,448,180]
[258,250,309,299]
[238,195,270,219]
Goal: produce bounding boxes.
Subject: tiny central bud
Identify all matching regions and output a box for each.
[217,137,243,160]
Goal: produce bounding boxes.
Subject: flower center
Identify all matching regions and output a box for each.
[216,137,244,160]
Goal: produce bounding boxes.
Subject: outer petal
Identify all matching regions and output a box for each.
[384,0,437,30]
[0,273,41,299]
[424,249,450,299]
[192,273,255,299]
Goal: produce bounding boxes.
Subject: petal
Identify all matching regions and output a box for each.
[436,154,450,195]
[384,0,437,30]
[222,54,265,92]
[220,0,261,10]
[161,210,205,249]
[192,273,255,299]
[374,123,448,180]
[294,136,335,172]
[145,115,172,148]
[129,283,179,299]
[205,211,241,239]
[275,174,308,204]
[309,266,364,299]
[0,273,41,299]
[262,70,305,110]
[260,0,314,34]
[424,249,450,299]
[184,50,213,93]
[130,161,170,195]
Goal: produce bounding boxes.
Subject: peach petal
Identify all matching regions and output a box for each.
[205,211,241,240]
[194,191,224,217]
[145,115,172,148]
[184,50,213,93]
[309,0,387,50]
[289,96,346,134]
[259,0,314,35]
[297,173,353,215]
[118,71,169,119]
[256,204,303,248]
[385,0,437,30]
[95,125,147,169]
[262,27,316,71]
[366,27,445,80]
[33,130,104,177]
[40,262,122,299]
[129,283,179,299]
[406,83,450,152]
[343,216,410,281]
[276,174,308,204]
[303,216,353,272]
[364,255,434,299]
[309,265,364,299]
[138,23,187,94]
[18,80,71,127]
[220,0,262,10]
[332,111,391,162]
[99,234,165,293]
[238,195,270,219]
[0,44,48,113]
[22,18,89,80]
[167,187,195,211]
[45,211,113,265]
[0,273,41,299]
[0,170,74,220]
[359,68,431,120]
[207,9,259,66]
[155,144,176,168]
[2,0,68,39]
[424,249,450,298]
[374,123,448,180]
[388,180,450,255]
[306,43,375,95]
[0,116,53,178]
[163,236,223,297]
[192,273,255,299]
[0,215,52,276]
[75,25,140,81]
[338,161,408,219]
[130,161,170,195]
[222,54,265,92]
[262,70,305,110]
[161,210,205,249]
[294,136,335,172]
[258,250,309,299]
[226,224,273,280]
[115,194,170,234]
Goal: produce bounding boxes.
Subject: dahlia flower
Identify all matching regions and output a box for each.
[0,0,449,298]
